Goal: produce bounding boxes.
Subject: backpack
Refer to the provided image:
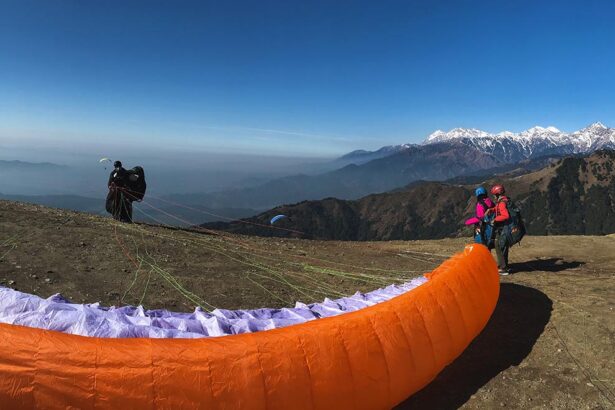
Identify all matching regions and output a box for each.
[503,199,526,246]
[475,213,495,249]
[125,166,147,202]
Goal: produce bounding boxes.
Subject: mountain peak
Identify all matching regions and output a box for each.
[523,126,561,134]
[425,130,446,142]
[585,122,607,130]
[525,126,545,133]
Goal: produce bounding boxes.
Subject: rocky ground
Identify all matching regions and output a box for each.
[1,200,613,409]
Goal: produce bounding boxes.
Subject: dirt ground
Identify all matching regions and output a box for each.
[1,200,613,409]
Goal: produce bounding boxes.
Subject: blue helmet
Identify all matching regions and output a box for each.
[475,186,487,197]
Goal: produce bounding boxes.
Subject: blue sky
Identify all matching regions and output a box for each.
[1,0,615,157]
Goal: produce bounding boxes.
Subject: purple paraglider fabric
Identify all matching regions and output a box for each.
[0,277,427,339]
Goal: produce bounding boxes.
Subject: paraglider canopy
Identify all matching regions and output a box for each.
[126,166,147,201]
[99,158,112,170]
[270,215,287,225]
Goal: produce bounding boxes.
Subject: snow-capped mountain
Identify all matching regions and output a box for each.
[423,123,615,162]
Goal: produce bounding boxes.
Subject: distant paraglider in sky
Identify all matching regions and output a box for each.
[99,157,112,170]
[270,214,287,225]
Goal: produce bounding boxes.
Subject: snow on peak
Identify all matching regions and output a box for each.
[584,122,607,130]
[570,122,615,149]
[421,123,613,156]
[526,126,546,133]
[425,130,446,142]
[425,125,567,144]
[378,143,413,153]
[425,128,490,143]
[522,126,561,135]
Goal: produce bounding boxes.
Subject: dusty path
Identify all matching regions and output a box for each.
[1,200,613,409]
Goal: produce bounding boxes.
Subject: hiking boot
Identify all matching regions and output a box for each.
[498,269,510,276]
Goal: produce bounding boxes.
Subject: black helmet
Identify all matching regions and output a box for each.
[113,160,122,168]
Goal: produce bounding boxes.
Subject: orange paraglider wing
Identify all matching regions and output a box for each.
[0,244,498,409]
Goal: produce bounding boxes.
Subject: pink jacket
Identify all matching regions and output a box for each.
[465,197,495,225]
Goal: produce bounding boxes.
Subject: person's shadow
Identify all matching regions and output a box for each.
[510,258,584,273]
[396,283,552,409]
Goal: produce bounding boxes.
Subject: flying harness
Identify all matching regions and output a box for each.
[105,166,147,219]
[474,198,495,249]
[497,196,526,247]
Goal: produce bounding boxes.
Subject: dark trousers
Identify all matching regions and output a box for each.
[108,189,133,223]
[495,230,509,269]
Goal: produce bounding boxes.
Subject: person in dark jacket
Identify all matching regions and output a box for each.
[490,184,511,275]
[108,161,127,187]
[106,161,132,222]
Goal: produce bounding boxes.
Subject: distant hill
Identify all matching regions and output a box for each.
[0,160,67,171]
[0,194,105,214]
[0,160,74,196]
[205,151,615,240]
[333,143,415,166]
[177,142,502,210]
[176,123,615,212]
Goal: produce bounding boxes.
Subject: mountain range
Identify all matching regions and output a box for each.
[176,142,501,210]
[335,144,414,166]
[5,123,614,228]
[423,122,615,162]
[0,160,68,171]
[180,122,614,211]
[344,122,615,164]
[205,150,615,240]
[0,160,75,196]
